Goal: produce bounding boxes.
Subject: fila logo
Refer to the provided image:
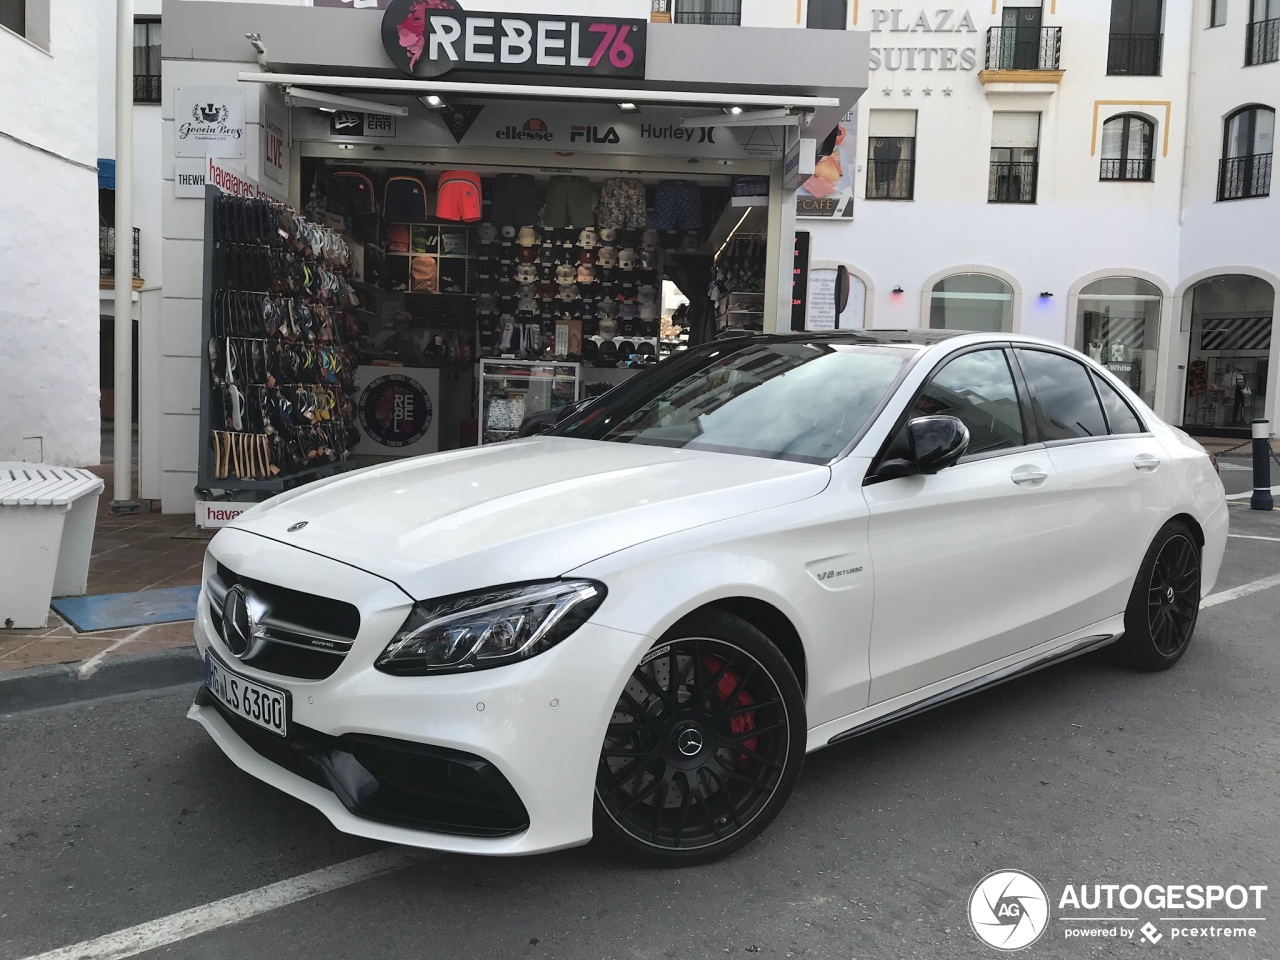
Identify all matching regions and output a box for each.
[570,125,621,144]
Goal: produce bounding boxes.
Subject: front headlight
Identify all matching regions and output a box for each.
[375,580,607,676]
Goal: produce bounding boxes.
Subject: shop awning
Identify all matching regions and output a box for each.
[237,72,841,115]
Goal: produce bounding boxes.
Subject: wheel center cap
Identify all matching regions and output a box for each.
[1166,586,1175,604]
[675,726,704,757]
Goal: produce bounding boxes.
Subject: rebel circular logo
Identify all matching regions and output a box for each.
[359,374,433,448]
[969,870,1050,951]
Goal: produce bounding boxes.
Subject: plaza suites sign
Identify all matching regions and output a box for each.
[867,6,981,71]
[381,0,647,80]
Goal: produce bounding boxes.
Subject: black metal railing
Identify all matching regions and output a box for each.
[1100,157,1154,181]
[865,159,915,200]
[134,74,161,103]
[1107,33,1163,75]
[988,161,1038,203]
[1246,17,1280,65]
[1218,153,1273,200]
[984,26,1062,70]
[100,227,141,280]
[674,10,742,25]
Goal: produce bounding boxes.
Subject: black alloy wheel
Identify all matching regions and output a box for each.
[1147,534,1201,657]
[1111,521,1202,670]
[593,611,805,866]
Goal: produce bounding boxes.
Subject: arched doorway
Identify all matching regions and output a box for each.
[1182,274,1275,434]
[1077,277,1162,408]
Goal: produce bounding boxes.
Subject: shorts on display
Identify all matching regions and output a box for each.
[543,176,596,229]
[437,170,483,222]
[327,170,377,217]
[383,173,431,224]
[653,180,703,231]
[598,178,648,230]
[491,173,541,228]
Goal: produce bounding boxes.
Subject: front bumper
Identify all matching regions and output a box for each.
[191,527,652,856]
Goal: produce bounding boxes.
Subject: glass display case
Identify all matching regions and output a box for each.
[478,360,582,445]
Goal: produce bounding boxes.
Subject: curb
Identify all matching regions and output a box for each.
[0,647,204,713]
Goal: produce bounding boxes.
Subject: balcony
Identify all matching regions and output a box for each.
[100,227,143,290]
[134,74,161,104]
[1218,154,1273,201]
[1246,17,1280,66]
[988,161,1038,204]
[673,11,742,25]
[979,27,1064,89]
[1100,157,1154,182]
[1107,33,1163,75]
[865,160,915,201]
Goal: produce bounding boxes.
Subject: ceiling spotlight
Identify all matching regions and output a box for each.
[318,107,336,114]
[419,95,448,112]
[618,102,639,113]
[728,106,744,115]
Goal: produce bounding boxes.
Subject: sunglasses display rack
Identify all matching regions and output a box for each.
[196,189,361,499]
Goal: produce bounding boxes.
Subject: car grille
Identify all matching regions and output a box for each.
[195,687,530,837]
[207,562,361,680]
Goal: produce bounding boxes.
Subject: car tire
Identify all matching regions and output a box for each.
[1109,521,1202,671]
[592,610,806,866]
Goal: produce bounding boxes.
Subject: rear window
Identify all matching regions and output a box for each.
[558,341,912,463]
[1015,349,1108,441]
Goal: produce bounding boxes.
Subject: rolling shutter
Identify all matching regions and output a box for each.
[868,109,917,138]
[991,111,1040,147]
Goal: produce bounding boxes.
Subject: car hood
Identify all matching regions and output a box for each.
[228,437,830,599]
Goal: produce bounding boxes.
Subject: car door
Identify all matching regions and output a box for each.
[1011,348,1171,634]
[862,346,1068,705]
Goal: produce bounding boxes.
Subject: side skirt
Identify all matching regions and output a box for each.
[826,633,1118,746]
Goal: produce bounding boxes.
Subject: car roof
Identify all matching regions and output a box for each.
[715,330,1075,352]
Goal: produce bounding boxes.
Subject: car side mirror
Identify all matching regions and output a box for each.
[877,416,970,480]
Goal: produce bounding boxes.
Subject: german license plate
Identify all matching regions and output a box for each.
[205,652,289,737]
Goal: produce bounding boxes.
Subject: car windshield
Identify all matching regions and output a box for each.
[558,340,912,463]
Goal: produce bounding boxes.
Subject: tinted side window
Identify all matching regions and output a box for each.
[906,349,1026,454]
[1092,373,1144,434]
[1016,350,1108,440]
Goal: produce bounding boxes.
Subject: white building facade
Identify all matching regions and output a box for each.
[0,1,101,466]
[738,0,1277,436]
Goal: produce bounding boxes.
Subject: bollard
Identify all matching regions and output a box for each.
[1252,418,1274,511]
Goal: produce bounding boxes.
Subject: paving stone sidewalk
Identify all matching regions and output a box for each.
[0,466,210,674]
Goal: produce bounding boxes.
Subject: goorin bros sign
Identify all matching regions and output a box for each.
[382,0,647,80]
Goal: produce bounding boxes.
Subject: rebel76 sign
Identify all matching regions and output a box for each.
[382,0,647,80]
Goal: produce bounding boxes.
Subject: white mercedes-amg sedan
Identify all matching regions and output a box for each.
[190,331,1227,865]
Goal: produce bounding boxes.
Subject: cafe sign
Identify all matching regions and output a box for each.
[382,0,647,80]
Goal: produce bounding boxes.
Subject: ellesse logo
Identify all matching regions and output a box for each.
[496,118,553,142]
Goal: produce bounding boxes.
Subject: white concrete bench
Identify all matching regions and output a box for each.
[0,463,105,629]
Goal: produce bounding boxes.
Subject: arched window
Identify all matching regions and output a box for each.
[1218,105,1275,200]
[1077,277,1162,407]
[929,274,1013,332]
[1100,114,1155,181]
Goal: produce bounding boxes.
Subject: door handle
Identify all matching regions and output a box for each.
[1134,453,1162,472]
[1011,466,1049,485]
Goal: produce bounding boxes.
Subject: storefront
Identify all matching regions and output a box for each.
[153,1,868,517]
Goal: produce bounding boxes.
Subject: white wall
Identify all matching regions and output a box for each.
[0,3,101,466]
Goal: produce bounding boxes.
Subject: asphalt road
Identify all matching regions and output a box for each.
[2,505,1278,960]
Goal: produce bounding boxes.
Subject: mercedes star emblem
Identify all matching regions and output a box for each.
[677,728,704,757]
[221,584,258,660]
[287,521,308,533]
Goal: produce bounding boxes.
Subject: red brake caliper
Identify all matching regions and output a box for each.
[704,656,756,766]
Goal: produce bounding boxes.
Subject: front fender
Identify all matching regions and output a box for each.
[569,490,874,730]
